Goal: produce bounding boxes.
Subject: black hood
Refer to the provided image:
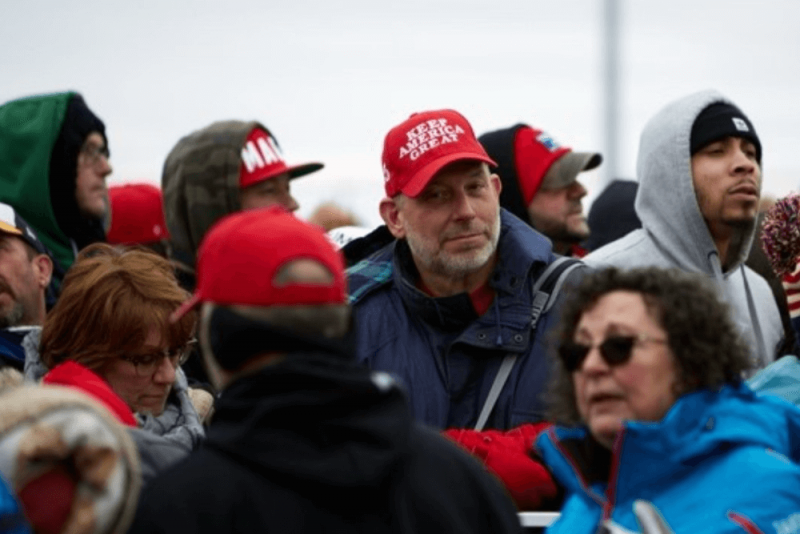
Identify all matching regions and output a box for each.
[585,179,641,252]
[205,352,411,492]
[478,124,532,226]
[49,94,108,250]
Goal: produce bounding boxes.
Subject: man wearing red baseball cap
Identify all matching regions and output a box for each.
[129,207,521,534]
[479,124,602,257]
[346,109,584,431]
[161,121,323,383]
[162,121,323,291]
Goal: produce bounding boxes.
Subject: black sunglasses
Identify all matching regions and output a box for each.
[558,334,668,373]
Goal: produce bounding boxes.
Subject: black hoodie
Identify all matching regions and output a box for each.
[130,353,521,534]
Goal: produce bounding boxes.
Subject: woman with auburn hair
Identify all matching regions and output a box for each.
[26,243,208,482]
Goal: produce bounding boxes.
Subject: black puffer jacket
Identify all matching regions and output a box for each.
[129,352,521,534]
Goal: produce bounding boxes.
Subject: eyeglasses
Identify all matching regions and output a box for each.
[119,339,197,377]
[80,143,110,165]
[558,333,668,373]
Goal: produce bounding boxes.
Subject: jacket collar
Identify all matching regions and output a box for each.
[391,209,554,335]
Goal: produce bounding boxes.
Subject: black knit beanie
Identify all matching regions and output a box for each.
[49,94,108,248]
[690,103,761,163]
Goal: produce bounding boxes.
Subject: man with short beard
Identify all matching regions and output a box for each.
[346,109,585,430]
[585,90,783,367]
[479,125,602,257]
[0,203,53,371]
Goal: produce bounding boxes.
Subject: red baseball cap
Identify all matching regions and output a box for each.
[172,206,346,320]
[514,127,602,204]
[107,183,170,245]
[239,128,323,189]
[382,109,497,198]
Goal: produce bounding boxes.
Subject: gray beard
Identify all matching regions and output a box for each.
[0,302,25,329]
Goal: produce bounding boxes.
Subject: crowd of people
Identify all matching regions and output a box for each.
[0,88,798,533]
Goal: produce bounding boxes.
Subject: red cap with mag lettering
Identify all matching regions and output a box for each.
[239,128,323,189]
[382,109,497,198]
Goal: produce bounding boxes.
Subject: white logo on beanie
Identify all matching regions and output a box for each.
[241,136,285,173]
[382,163,391,183]
[732,118,749,132]
[398,118,465,161]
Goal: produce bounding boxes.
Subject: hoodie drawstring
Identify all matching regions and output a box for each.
[741,266,770,367]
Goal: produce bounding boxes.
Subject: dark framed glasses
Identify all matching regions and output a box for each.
[558,333,668,372]
[119,338,197,377]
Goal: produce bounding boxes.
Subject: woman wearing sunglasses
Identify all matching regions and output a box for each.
[536,266,800,533]
[25,243,208,482]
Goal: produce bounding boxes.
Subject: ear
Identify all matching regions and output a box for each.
[32,254,53,289]
[379,197,406,239]
[490,173,502,197]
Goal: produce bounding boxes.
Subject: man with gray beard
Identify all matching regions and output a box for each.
[0,203,54,371]
[346,109,584,430]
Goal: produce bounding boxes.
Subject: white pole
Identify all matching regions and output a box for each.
[602,0,621,187]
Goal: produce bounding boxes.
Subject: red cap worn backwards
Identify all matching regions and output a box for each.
[172,206,346,321]
[239,128,323,189]
[382,109,497,198]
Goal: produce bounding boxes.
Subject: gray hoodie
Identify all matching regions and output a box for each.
[585,89,782,367]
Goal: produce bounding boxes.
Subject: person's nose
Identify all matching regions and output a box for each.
[452,190,477,221]
[152,355,176,385]
[282,194,299,213]
[567,181,587,200]
[731,146,757,176]
[98,156,113,178]
[579,344,610,376]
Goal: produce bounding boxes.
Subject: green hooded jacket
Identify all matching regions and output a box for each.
[0,91,107,275]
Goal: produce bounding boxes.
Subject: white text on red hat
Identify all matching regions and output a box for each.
[241,135,285,173]
[398,118,465,162]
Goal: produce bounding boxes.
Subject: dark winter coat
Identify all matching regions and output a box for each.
[346,210,584,430]
[129,353,521,534]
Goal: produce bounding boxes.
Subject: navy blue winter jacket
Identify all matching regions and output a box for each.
[347,210,583,430]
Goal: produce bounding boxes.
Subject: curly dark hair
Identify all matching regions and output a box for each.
[547,266,754,426]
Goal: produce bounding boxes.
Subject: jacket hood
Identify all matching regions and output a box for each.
[478,124,533,226]
[162,120,262,273]
[206,353,411,491]
[0,92,101,272]
[635,89,757,275]
[585,180,640,252]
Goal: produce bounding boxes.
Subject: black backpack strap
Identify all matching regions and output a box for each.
[474,256,582,431]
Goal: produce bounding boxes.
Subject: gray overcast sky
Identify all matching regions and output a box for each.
[3,0,799,228]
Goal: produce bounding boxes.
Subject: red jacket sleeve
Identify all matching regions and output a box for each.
[444,423,559,510]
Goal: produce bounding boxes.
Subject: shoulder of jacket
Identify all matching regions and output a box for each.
[347,244,396,305]
[583,230,657,267]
